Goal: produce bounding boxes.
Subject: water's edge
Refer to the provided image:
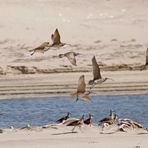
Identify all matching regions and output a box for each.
[0,94,147,129]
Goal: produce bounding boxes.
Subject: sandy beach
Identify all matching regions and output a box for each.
[0,125,148,148]
[0,70,148,99]
[0,0,148,147]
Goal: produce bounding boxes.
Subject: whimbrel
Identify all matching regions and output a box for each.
[88,56,112,89]
[59,52,80,66]
[51,28,65,47]
[56,112,70,123]
[72,75,90,101]
[29,42,50,56]
[84,113,93,126]
[67,115,84,132]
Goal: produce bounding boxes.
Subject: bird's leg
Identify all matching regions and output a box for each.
[90,83,96,90]
[72,126,76,133]
[101,123,105,132]
[79,125,83,132]
[76,97,79,102]
[90,121,92,127]
[76,93,79,102]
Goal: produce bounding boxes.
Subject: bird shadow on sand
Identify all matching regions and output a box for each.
[52,131,77,135]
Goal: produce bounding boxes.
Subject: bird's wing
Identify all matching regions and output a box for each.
[77,75,86,93]
[66,53,77,66]
[56,117,63,123]
[34,42,48,50]
[92,56,102,80]
[63,118,79,125]
[52,29,61,45]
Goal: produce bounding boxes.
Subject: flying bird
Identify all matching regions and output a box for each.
[59,52,80,66]
[51,28,65,47]
[29,42,50,56]
[72,75,90,102]
[88,56,112,89]
[56,112,71,123]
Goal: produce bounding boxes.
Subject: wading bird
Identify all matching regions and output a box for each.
[84,113,93,126]
[67,115,84,132]
[118,118,145,132]
[98,110,118,130]
[56,112,71,123]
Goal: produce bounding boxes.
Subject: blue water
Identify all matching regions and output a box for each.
[0,94,148,128]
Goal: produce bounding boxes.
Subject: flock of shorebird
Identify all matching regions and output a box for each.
[29,28,120,101]
[29,28,148,101]
[53,110,147,133]
[7,110,146,134]
[0,29,147,134]
[21,28,148,133]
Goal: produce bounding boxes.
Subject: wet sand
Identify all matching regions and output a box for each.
[0,70,148,99]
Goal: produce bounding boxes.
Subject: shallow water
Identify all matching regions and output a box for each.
[0,94,148,128]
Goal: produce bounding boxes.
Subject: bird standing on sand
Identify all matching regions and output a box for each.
[67,115,84,132]
[56,112,70,123]
[59,52,80,66]
[29,42,50,56]
[20,124,32,130]
[72,75,90,101]
[84,113,93,126]
[88,56,112,89]
[98,110,118,130]
[118,118,145,132]
[51,28,65,47]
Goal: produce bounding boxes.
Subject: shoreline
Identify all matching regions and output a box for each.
[0,63,148,75]
[0,124,148,148]
[0,70,148,100]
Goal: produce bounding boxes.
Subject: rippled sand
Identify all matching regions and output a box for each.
[0,124,148,148]
[0,70,148,99]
